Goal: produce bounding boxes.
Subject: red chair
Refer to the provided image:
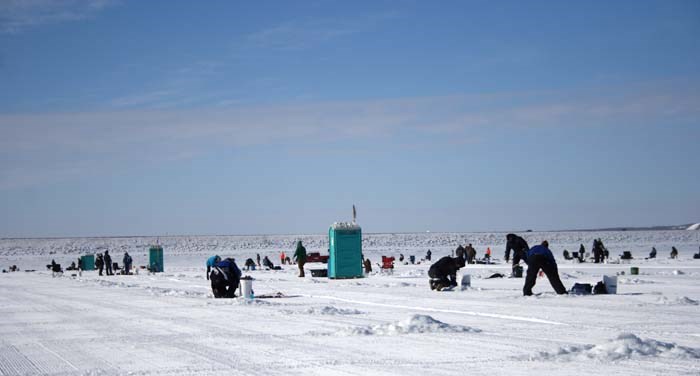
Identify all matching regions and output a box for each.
[381,256,395,274]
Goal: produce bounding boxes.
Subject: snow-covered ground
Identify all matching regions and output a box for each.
[1,230,699,375]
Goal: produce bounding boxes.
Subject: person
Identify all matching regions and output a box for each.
[670,246,679,259]
[399,254,404,262]
[210,257,241,298]
[426,249,432,261]
[523,241,567,296]
[578,244,586,262]
[363,258,372,273]
[465,244,477,264]
[123,252,132,275]
[428,256,464,291]
[592,239,604,263]
[455,245,466,264]
[563,249,572,260]
[293,240,307,277]
[256,253,261,267]
[77,257,83,270]
[104,251,113,276]
[96,254,104,276]
[244,258,256,271]
[206,255,221,280]
[505,234,529,273]
[263,256,274,269]
[280,251,286,265]
[485,247,492,262]
[694,246,700,259]
[285,256,291,265]
[648,247,657,259]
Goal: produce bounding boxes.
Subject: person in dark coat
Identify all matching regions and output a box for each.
[578,244,586,262]
[505,234,529,273]
[648,247,657,259]
[428,256,465,291]
[363,258,372,273]
[256,253,261,267]
[455,245,466,264]
[210,258,241,298]
[262,256,274,269]
[670,247,679,259]
[95,254,104,276]
[563,250,572,260]
[104,251,113,276]
[592,239,605,263]
[523,241,567,296]
[123,252,133,275]
[426,249,432,261]
[293,241,307,277]
[244,258,256,271]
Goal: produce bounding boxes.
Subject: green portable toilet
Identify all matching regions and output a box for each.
[149,245,164,272]
[80,254,95,271]
[328,222,363,279]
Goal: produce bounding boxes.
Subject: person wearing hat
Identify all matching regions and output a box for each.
[206,255,221,280]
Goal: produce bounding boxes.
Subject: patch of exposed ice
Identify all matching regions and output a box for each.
[336,314,480,336]
[528,333,700,361]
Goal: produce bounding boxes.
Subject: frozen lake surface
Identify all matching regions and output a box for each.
[1,230,699,375]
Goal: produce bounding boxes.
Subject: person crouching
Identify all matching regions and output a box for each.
[428,256,464,291]
[210,258,242,298]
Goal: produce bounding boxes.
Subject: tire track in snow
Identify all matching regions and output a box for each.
[304,294,567,325]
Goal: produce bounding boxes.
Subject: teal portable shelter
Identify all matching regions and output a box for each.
[149,245,164,272]
[328,222,363,279]
[80,254,95,271]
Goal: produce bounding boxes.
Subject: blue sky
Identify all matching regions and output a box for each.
[1,0,699,237]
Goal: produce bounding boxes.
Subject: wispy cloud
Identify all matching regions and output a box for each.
[0,0,117,34]
[244,12,400,51]
[1,82,698,189]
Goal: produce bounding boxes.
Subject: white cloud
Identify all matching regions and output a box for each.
[0,0,117,34]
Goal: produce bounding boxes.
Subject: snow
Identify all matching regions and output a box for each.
[330,222,361,231]
[1,230,699,375]
[687,223,700,231]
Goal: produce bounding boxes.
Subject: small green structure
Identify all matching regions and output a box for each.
[328,222,363,279]
[149,245,164,272]
[80,254,95,271]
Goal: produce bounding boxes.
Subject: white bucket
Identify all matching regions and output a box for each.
[460,274,471,290]
[240,278,254,299]
[603,275,617,294]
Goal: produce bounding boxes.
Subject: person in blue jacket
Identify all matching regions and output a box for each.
[523,241,568,296]
[206,255,221,280]
[210,257,241,298]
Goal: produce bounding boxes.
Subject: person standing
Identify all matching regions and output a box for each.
[96,254,104,276]
[280,251,286,265]
[465,244,477,264]
[104,251,113,276]
[293,240,307,277]
[123,252,133,275]
[505,234,529,273]
[256,253,261,267]
[523,241,567,296]
[426,249,432,261]
[670,246,679,259]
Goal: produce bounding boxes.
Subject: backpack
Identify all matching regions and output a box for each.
[570,283,592,295]
[593,281,607,294]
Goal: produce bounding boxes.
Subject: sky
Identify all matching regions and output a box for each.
[1,0,699,237]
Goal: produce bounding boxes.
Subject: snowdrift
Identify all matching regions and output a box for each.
[338,314,481,336]
[529,333,700,361]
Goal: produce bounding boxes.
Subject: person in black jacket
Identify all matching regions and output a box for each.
[104,251,113,276]
[455,245,466,264]
[523,241,567,296]
[96,254,104,276]
[505,234,529,274]
[428,256,465,291]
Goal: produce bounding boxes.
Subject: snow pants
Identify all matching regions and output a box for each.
[523,254,567,296]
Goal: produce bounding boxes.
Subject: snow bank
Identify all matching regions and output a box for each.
[655,296,699,306]
[338,314,481,336]
[529,333,700,361]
